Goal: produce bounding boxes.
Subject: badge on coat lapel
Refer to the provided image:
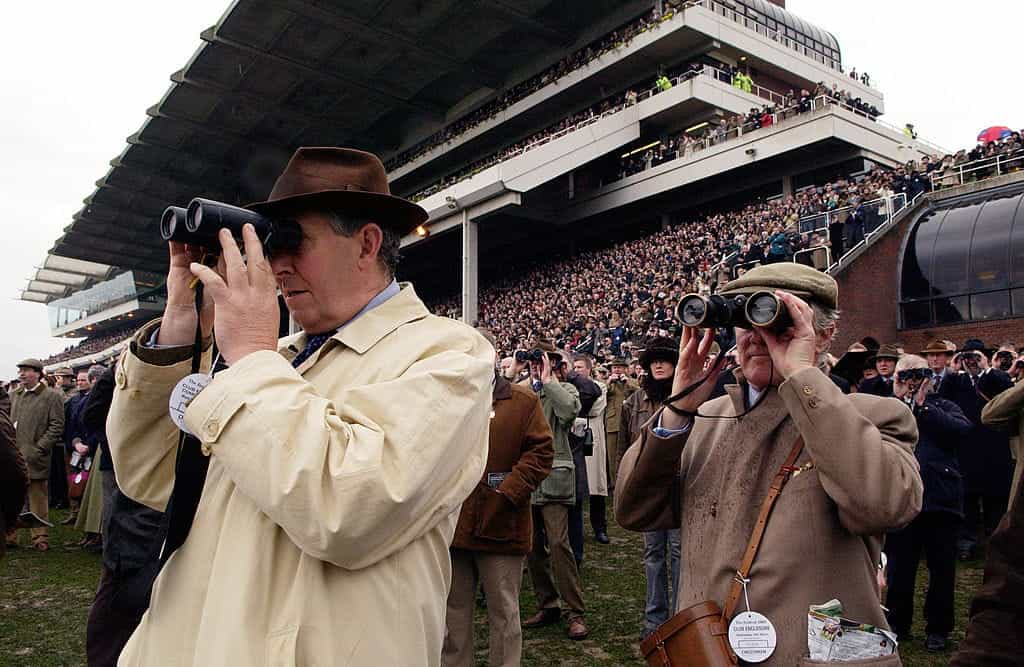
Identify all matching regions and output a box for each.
[169,373,212,436]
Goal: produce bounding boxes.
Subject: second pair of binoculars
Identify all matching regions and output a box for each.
[160,198,302,258]
[675,291,792,332]
[515,349,562,364]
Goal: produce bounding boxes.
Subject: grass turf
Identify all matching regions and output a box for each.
[1,508,985,666]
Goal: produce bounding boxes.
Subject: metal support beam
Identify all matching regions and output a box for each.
[461,210,479,326]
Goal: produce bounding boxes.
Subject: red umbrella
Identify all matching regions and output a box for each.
[977,126,1013,143]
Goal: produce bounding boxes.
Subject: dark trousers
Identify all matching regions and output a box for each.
[568,499,584,564]
[959,492,1009,553]
[589,495,606,535]
[86,565,148,667]
[885,511,958,638]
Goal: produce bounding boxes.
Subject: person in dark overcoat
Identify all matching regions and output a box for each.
[940,339,1015,559]
[884,355,971,652]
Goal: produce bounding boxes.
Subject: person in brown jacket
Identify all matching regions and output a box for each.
[1,385,28,557]
[8,358,65,551]
[442,332,554,667]
[616,264,922,666]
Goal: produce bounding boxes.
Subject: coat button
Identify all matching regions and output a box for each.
[808,398,819,408]
[115,370,127,389]
[802,385,813,395]
[204,419,219,438]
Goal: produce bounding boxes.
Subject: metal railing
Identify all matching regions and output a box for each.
[796,193,907,237]
[413,63,789,201]
[929,150,1024,190]
[688,0,843,71]
[793,245,832,270]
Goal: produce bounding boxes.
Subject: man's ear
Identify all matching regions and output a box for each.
[357,223,384,267]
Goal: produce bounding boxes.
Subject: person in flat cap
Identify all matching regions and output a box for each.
[940,338,1015,561]
[8,359,65,552]
[859,344,902,397]
[107,147,495,665]
[617,263,921,665]
[603,356,638,494]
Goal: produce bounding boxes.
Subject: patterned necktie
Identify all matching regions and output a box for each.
[291,332,333,368]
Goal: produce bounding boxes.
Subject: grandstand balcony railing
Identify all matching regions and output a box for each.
[929,149,1024,190]
[796,193,908,238]
[412,64,786,202]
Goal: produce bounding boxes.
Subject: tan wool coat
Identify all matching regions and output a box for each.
[107,284,494,666]
[616,367,922,666]
[10,382,65,479]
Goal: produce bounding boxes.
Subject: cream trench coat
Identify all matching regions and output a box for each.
[584,381,609,496]
[107,284,494,666]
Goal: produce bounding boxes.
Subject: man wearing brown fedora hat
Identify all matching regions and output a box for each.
[107,147,495,665]
[921,339,957,393]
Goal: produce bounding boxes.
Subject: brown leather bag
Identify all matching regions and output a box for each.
[639,437,805,667]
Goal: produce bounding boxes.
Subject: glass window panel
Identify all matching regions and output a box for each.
[969,197,1017,291]
[901,301,932,328]
[971,291,1011,320]
[900,212,941,299]
[1012,200,1024,286]
[1013,288,1024,315]
[934,295,969,324]
[931,204,981,297]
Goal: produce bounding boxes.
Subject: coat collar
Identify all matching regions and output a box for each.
[280,283,430,363]
[493,374,513,401]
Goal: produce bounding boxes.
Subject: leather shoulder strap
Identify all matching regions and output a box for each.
[722,436,805,620]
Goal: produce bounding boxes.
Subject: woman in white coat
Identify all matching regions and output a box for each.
[573,356,610,544]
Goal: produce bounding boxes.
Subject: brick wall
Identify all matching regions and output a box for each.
[834,204,1023,354]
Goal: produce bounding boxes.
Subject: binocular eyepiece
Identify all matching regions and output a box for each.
[515,349,546,364]
[159,198,302,258]
[675,291,792,332]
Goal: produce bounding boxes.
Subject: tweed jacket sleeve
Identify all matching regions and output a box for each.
[779,367,922,535]
[37,390,66,455]
[981,379,1024,433]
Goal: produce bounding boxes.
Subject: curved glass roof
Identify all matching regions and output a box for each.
[729,0,841,64]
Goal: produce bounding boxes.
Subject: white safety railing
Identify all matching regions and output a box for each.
[795,193,908,237]
[929,150,1024,190]
[793,244,832,270]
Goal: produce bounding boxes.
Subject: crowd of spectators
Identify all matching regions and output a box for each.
[429,160,941,360]
[39,323,142,368]
[384,6,679,172]
[928,129,1024,189]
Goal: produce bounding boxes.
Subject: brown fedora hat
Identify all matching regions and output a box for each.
[920,339,955,355]
[247,147,428,235]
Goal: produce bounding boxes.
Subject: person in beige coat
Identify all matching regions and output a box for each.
[616,263,922,666]
[107,148,494,666]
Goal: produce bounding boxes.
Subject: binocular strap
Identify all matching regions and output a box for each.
[160,284,213,564]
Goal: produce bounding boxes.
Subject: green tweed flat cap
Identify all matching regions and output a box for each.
[720,263,838,310]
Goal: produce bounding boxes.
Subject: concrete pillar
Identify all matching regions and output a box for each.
[461,210,479,326]
[661,214,672,231]
[782,174,794,198]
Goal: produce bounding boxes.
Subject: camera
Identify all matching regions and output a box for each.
[896,368,933,383]
[159,198,302,259]
[994,351,1014,371]
[675,291,791,332]
[515,349,545,364]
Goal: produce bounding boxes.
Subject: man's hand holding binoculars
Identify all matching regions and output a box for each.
[661,327,726,430]
[186,225,281,365]
[158,241,216,347]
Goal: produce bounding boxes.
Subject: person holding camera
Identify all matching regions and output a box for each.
[603,357,638,493]
[106,148,495,665]
[883,355,971,652]
[514,340,589,640]
[941,338,1015,561]
[616,263,921,666]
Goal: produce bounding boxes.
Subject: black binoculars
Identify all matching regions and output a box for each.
[515,349,546,364]
[896,368,933,383]
[675,291,791,332]
[159,198,302,258]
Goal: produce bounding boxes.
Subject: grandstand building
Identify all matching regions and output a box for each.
[22,0,1023,367]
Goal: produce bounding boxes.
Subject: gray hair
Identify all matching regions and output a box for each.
[87,364,106,383]
[811,302,841,367]
[896,354,928,372]
[325,212,401,280]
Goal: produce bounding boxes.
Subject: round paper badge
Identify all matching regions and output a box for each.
[169,373,213,436]
[728,611,777,663]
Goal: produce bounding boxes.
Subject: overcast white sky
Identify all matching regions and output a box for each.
[1,1,1021,374]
